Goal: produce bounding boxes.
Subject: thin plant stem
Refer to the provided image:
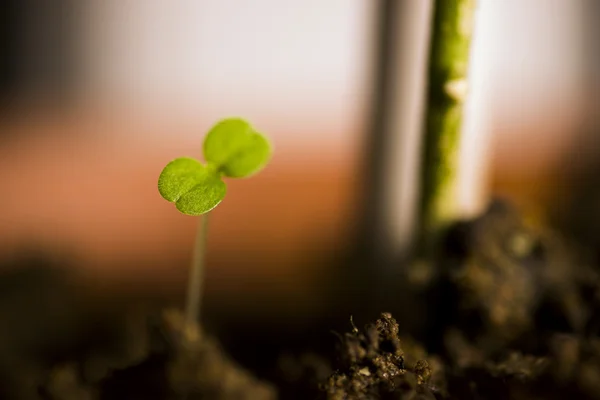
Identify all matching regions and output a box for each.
[418,0,477,252]
[184,212,210,329]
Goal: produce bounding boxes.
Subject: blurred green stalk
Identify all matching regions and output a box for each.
[419,0,477,251]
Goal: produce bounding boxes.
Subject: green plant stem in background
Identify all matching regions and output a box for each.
[419,0,477,251]
[185,213,210,328]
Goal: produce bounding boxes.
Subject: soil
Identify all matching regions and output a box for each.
[1,200,600,399]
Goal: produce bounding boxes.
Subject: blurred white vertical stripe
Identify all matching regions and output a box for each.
[458,0,587,215]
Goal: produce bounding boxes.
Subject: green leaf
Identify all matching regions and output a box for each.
[158,157,204,202]
[158,157,226,215]
[175,175,226,215]
[203,118,272,178]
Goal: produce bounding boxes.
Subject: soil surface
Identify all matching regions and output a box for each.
[2,200,600,399]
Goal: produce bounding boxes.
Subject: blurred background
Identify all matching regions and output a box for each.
[0,0,598,324]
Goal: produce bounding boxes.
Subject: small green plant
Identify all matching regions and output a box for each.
[158,118,272,330]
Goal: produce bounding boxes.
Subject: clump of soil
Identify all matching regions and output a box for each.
[159,309,276,399]
[315,200,600,399]
[43,309,276,400]
[0,257,274,400]
[440,200,594,345]
[321,312,443,399]
[318,312,600,399]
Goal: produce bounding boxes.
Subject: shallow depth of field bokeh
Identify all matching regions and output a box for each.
[0,0,598,318]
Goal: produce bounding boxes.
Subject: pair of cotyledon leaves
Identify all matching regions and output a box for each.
[158,118,272,215]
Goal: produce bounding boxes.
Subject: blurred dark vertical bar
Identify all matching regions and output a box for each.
[0,0,21,98]
[559,0,600,259]
[358,0,399,263]
[354,0,434,328]
[357,1,432,267]
[0,0,80,109]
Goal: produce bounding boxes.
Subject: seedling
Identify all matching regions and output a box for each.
[158,118,272,330]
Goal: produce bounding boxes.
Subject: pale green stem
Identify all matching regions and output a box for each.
[184,213,210,328]
[419,0,477,251]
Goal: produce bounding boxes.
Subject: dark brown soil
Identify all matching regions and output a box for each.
[2,200,600,399]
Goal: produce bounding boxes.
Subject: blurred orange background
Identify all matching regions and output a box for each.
[0,0,598,315]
